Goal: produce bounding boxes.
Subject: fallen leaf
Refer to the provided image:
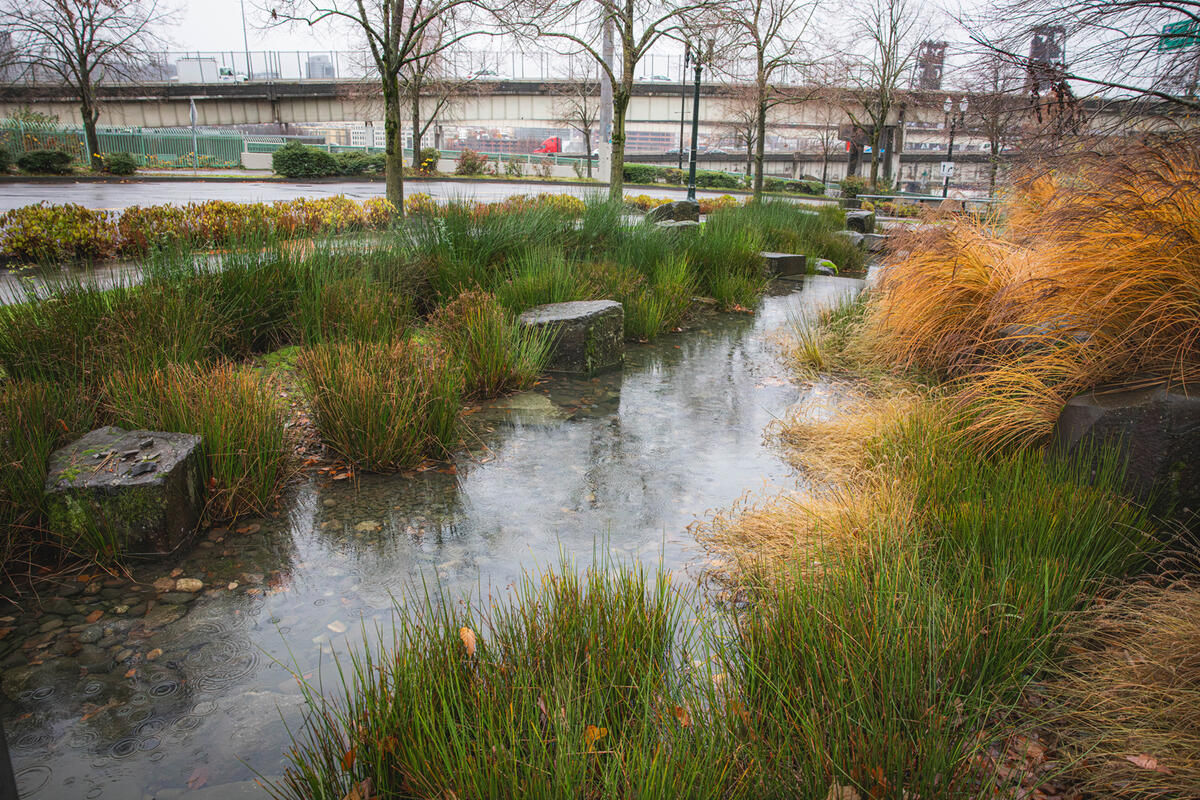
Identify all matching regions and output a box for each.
[825,783,861,800]
[341,746,356,771]
[584,724,607,750]
[670,705,692,728]
[170,568,183,578]
[459,626,477,657]
[146,648,163,661]
[342,778,373,800]
[1124,754,1172,774]
[188,765,209,790]
[85,610,103,624]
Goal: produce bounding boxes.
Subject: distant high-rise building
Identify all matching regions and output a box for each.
[306,55,337,80]
[914,41,948,91]
[1026,25,1067,93]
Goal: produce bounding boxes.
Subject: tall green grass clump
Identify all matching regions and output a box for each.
[719,411,1155,798]
[686,221,768,310]
[411,203,573,300]
[298,339,462,470]
[0,381,97,565]
[623,254,695,340]
[271,559,740,800]
[103,362,290,519]
[0,278,223,385]
[494,248,584,313]
[431,291,552,398]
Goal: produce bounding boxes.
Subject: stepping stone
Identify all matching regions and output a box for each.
[1054,382,1200,520]
[44,426,204,558]
[646,199,699,222]
[519,300,624,375]
[845,209,876,234]
[761,251,807,279]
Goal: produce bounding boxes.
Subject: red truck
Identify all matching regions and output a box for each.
[533,137,562,154]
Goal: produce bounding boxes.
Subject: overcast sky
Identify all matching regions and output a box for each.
[175,0,345,51]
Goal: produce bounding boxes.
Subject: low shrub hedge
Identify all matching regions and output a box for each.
[17,149,73,175]
[454,149,489,176]
[0,197,397,262]
[0,147,12,173]
[333,151,386,176]
[623,163,662,184]
[103,152,138,176]
[694,170,741,189]
[272,142,340,178]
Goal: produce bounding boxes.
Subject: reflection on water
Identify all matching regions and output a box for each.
[1,276,861,799]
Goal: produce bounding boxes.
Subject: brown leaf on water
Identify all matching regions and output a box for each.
[459,626,476,657]
[1123,753,1172,774]
[187,765,209,790]
[85,610,102,624]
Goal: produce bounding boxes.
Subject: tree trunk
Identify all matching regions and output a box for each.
[821,154,829,185]
[753,96,767,201]
[410,85,422,169]
[383,77,405,212]
[745,138,753,177]
[584,128,592,178]
[608,87,630,201]
[80,85,102,170]
[989,156,999,197]
[868,129,881,187]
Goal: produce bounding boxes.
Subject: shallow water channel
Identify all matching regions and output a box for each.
[1,277,861,799]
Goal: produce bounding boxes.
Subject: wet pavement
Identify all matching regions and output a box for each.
[0,277,862,799]
[0,179,821,213]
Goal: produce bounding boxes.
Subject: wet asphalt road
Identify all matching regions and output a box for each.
[0,178,819,212]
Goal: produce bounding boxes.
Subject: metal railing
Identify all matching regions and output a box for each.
[2,48,776,86]
[0,122,248,168]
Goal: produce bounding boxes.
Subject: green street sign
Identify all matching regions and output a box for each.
[1160,19,1200,52]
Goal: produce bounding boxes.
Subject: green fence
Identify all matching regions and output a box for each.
[0,122,247,168]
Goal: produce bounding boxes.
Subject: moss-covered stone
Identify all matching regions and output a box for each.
[518,301,624,376]
[43,426,204,560]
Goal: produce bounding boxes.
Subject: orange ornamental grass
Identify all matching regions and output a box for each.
[868,140,1200,449]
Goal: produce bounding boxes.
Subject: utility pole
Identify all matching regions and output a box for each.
[240,0,253,80]
[598,14,614,185]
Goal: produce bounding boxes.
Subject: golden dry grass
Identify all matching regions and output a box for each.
[863,140,1200,449]
[1041,575,1200,798]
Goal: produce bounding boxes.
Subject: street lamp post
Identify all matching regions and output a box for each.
[678,45,689,171]
[686,42,709,202]
[942,95,968,198]
[239,0,253,80]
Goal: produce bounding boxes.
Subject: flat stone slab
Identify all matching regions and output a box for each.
[476,391,570,427]
[519,300,624,375]
[1053,382,1200,520]
[845,209,876,234]
[44,426,204,557]
[860,233,889,252]
[655,219,701,231]
[762,251,807,278]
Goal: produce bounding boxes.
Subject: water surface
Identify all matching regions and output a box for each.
[1,276,861,799]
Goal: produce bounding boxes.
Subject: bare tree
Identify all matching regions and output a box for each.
[0,0,171,170]
[965,0,1200,111]
[809,97,842,185]
[550,57,602,178]
[718,0,815,199]
[713,86,759,175]
[514,0,717,199]
[403,40,481,168]
[838,0,929,187]
[957,53,1029,195]
[269,0,503,209]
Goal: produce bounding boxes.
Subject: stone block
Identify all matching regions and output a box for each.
[44,426,204,557]
[813,259,838,276]
[646,199,700,223]
[761,251,807,279]
[519,300,624,375]
[845,209,875,234]
[1053,382,1200,519]
[860,233,889,253]
[655,219,701,231]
